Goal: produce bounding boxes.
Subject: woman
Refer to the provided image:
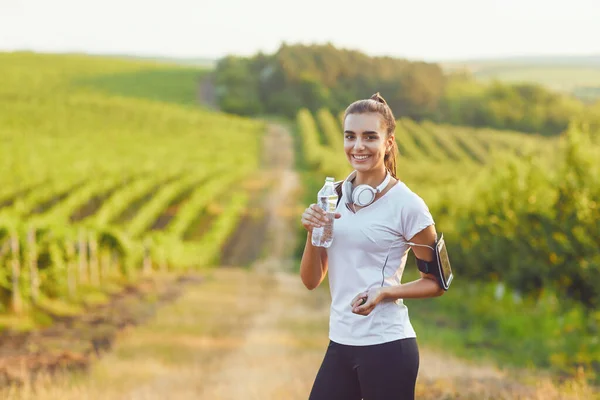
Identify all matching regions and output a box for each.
[300,93,445,400]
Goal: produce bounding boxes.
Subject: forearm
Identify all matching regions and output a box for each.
[381,277,444,301]
[299,232,326,290]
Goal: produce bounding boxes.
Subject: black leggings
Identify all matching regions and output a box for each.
[309,337,419,400]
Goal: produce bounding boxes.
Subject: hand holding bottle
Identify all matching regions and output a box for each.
[301,204,341,233]
[310,177,339,248]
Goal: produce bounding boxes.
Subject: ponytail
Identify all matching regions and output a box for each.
[370,92,387,105]
[384,142,398,180]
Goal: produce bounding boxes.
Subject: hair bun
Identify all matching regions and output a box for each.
[370,92,388,105]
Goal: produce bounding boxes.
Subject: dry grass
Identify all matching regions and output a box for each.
[1,267,597,400]
[0,268,274,400]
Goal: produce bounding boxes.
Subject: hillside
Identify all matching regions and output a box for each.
[442,54,600,67]
[0,52,265,322]
[441,54,600,101]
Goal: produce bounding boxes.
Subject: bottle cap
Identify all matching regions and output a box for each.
[325,177,335,182]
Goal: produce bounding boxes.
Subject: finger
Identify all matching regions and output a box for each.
[302,214,324,227]
[352,297,367,308]
[356,298,373,311]
[302,205,316,215]
[350,293,367,308]
[350,293,363,306]
[353,306,368,315]
[352,299,367,308]
[310,206,328,219]
[304,208,321,218]
[310,213,327,224]
[311,217,324,227]
[309,208,328,221]
[311,216,327,227]
[309,204,325,214]
[301,218,320,231]
[354,304,373,315]
[304,206,321,217]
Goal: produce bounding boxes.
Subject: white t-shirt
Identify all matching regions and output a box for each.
[325,180,435,346]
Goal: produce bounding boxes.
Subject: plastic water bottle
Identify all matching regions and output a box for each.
[311,177,338,248]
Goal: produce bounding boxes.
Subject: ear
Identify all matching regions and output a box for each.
[386,135,395,152]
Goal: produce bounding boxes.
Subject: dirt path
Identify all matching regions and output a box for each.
[198,73,217,110]
[196,123,319,399]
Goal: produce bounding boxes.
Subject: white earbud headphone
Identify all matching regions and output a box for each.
[343,170,391,207]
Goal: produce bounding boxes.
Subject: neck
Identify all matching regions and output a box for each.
[354,168,388,188]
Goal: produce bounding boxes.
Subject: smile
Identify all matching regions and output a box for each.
[352,155,371,160]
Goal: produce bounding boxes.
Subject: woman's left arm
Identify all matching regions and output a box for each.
[386,224,445,299]
[351,224,444,316]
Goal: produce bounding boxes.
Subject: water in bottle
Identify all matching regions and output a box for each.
[311,177,338,248]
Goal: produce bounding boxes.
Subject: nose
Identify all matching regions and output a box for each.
[353,137,366,151]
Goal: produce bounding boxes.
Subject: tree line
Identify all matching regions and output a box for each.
[213,43,599,136]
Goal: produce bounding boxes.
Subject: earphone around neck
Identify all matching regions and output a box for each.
[343,170,391,207]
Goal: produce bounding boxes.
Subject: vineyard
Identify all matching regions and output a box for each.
[0,53,265,324]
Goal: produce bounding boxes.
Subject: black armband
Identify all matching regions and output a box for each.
[414,233,454,291]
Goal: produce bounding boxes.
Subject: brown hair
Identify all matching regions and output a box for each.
[343,92,398,179]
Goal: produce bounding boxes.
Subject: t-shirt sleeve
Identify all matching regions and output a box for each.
[400,193,435,241]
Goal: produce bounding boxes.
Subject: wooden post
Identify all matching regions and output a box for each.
[78,229,88,284]
[10,234,22,314]
[111,251,120,277]
[142,238,152,276]
[27,228,39,304]
[65,239,76,298]
[100,248,110,281]
[88,233,99,286]
[159,247,168,273]
[0,241,9,259]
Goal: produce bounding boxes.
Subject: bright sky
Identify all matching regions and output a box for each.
[1,0,599,61]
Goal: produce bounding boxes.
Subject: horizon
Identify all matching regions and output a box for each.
[3,45,600,65]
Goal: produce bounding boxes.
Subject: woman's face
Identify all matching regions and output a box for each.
[343,112,393,173]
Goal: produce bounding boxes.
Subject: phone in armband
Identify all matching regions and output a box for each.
[409,233,454,291]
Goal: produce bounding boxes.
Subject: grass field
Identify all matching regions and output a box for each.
[474,65,600,93]
[442,58,600,101]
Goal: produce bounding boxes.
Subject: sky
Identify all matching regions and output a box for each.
[1,0,599,62]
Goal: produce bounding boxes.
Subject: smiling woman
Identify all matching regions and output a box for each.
[299,93,446,400]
